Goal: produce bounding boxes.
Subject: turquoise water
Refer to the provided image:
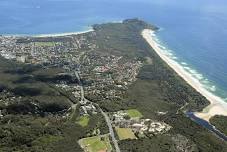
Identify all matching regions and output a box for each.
[1,0,227,100]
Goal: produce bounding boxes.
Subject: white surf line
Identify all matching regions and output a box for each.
[34,29,94,37]
[142,29,227,122]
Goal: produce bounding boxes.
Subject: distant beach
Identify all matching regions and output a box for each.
[33,29,94,38]
[1,29,94,38]
[142,29,227,122]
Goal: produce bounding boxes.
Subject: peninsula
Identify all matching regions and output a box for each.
[0,19,227,152]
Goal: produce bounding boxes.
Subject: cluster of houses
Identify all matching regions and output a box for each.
[0,32,143,107]
[55,83,81,101]
[55,79,98,116]
[81,52,142,102]
[0,32,144,124]
[0,32,96,65]
[79,100,98,116]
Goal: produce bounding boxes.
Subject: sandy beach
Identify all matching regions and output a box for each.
[142,29,227,122]
[33,29,94,38]
[1,29,94,38]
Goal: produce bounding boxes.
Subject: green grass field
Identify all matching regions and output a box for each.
[76,115,90,127]
[35,42,55,47]
[79,135,112,152]
[125,109,143,118]
[115,127,136,140]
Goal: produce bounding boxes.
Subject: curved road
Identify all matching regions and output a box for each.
[75,71,121,152]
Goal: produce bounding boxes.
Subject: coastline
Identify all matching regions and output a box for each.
[142,29,227,122]
[34,29,94,37]
[1,29,94,38]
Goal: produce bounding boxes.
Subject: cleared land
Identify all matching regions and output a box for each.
[126,109,143,118]
[79,135,112,152]
[115,127,136,140]
[35,42,55,47]
[76,115,90,127]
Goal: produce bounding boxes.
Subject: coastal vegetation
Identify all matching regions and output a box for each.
[210,115,227,135]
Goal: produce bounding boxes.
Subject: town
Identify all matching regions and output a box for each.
[0,32,171,152]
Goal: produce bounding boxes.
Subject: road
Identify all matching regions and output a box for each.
[100,108,121,152]
[75,71,121,152]
[74,71,85,102]
[68,71,83,120]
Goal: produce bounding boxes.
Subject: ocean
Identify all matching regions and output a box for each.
[1,0,227,100]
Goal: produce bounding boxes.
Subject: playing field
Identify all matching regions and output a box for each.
[126,109,143,118]
[35,42,55,47]
[79,135,112,152]
[115,127,136,140]
[76,115,90,127]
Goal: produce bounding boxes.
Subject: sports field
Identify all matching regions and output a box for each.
[115,127,136,140]
[35,42,55,47]
[79,135,112,152]
[126,109,143,118]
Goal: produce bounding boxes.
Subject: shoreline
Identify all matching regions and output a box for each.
[142,29,227,122]
[34,29,94,37]
[1,29,94,38]
[0,20,125,38]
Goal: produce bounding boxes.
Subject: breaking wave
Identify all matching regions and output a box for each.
[150,32,226,100]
